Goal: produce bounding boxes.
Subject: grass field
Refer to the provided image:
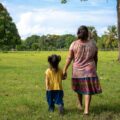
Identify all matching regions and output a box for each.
[0,51,120,120]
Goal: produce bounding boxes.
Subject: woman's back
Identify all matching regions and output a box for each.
[70,39,98,78]
[70,40,97,69]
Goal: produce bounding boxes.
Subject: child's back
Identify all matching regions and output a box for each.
[45,68,63,90]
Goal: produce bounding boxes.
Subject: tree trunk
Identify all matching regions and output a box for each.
[117,0,120,61]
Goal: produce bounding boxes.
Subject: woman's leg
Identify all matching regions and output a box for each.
[84,95,91,114]
[77,93,83,110]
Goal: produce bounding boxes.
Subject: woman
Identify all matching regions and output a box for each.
[63,25,102,115]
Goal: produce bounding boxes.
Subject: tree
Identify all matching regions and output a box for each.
[61,0,120,61]
[31,43,40,50]
[16,40,27,51]
[117,0,120,61]
[97,35,106,50]
[24,35,39,49]
[23,34,76,51]
[0,3,21,50]
[104,25,118,49]
[64,34,76,48]
[87,26,98,42]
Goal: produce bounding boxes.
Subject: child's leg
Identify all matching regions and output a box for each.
[54,90,64,114]
[46,91,55,112]
[58,104,64,115]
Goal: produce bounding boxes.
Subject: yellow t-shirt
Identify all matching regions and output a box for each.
[45,68,63,90]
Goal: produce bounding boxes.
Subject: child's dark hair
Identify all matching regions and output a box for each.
[48,54,61,71]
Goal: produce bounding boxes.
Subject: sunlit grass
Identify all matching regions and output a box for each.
[0,51,120,120]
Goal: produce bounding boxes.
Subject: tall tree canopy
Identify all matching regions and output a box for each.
[0,3,21,50]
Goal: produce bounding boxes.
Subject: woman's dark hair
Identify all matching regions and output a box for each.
[77,25,89,41]
[48,54,61,71]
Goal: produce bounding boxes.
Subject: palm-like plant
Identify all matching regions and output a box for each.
[104,26,117,48]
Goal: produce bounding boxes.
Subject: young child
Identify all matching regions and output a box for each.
[45,54,66,115]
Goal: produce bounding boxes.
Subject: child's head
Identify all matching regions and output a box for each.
[48,54,61,71]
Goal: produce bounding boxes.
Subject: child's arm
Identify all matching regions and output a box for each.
[45,75,49,90]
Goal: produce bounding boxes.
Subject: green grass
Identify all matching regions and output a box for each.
[0,51,120,120]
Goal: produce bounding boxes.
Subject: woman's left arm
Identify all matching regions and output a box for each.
[94,49,98,70]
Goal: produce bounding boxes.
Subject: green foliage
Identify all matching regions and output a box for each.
[0,3,118,51]
[88,26,98,42]
[97,25,118,50]
[18,25,118,51]
[97,36,106,50]
[31,43,40,50]
[105,25,118,49]
[0,3,21,50]
[24,35,40,49]
[16,41,27,51]
[19,34,76,51]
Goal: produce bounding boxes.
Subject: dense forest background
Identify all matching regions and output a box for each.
[0,3,118,51]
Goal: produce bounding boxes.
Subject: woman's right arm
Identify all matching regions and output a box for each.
[63,50,74,75]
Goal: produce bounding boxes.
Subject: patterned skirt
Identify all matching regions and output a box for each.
[72,77,102,95]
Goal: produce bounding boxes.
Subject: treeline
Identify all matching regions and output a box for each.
[16,25,118,51]
[0,3,118,51]
[0,3,21,51]
[17,34,76,51]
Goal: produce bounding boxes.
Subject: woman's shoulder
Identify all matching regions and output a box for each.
[70,40,79,48]
[89,40,97,47]
[72,39,91,45]
[71,39,81,43]
[70,40,76,45]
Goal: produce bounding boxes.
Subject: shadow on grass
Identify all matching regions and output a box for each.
[91,103,120,115]
[63,103,120,116]
[64,108,82,115]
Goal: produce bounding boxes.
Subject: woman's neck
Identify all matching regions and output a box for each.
[78,39,89,43]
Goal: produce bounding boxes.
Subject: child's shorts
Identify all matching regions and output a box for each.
[46,90,64,106]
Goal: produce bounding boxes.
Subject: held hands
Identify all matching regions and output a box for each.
[62,70,67,80]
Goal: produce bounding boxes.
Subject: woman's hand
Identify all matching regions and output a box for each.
[62,70,67,80]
